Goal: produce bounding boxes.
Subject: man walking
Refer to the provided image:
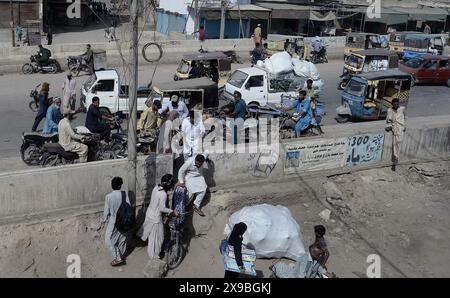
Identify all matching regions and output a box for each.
[228,91,246,144]
[62,74,76,112]
[385,98,406,171]
[32,82,50,132]
[140,174,178,259]
[253,24,262,47]
[43,97,62,134]
[178,154,208,217]
[101,177,130,266]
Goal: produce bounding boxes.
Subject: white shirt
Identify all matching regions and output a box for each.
[178,156,207,194]
[181,117,205,156]
[159,101,189,119]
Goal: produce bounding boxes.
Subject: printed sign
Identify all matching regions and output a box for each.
[346,133,384,166]
[284,138,348,173]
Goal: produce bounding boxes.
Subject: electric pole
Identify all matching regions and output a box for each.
[194,0,199,32]
[220,0,226,39]
[10,0,16,47]
[128,0,138,203]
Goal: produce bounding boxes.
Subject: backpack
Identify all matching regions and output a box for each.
[115,191,135,233]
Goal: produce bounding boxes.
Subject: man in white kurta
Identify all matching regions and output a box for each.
[178,154,207,216]
[102,177,130,266]
[58,109,88,162]
[385,98,406,170]
[140,175,176,258]
[181,111,205,160]
[61,74,77,112]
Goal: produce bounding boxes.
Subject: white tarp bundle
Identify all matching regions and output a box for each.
[268,51,293,75]
[224,204,305,260]
[292,59,320,80]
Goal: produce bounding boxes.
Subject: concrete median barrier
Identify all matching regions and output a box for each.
[1,115,448,221]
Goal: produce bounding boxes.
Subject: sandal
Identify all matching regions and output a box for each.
[110,259,125,267]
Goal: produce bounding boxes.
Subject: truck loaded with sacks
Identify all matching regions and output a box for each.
[220,51,323,107]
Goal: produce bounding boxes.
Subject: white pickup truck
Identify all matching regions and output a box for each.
[80,69,151,114]
[220,67,323,106]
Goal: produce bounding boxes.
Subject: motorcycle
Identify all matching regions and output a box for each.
[309,47,328,64]
[41,129,116,167]
[67,56,90,76]
[22,54,61,75]
[109,131,158,158]
[20,132,59,166]
[27,84,57,112]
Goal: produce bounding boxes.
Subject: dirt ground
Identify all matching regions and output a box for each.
[1,160,449,278]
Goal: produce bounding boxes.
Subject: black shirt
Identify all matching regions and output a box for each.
[85,104,101,130]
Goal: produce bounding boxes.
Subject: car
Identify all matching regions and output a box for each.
[399,55,450,87]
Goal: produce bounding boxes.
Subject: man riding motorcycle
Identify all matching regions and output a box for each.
[284,90,317,137]
[37,45,52,67]
[311,36,326,59]
[58,108,88,163]
[251,42,267,64]
[81,44,94,74]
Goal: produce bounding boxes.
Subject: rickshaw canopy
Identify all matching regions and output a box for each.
[355,69,411,82]
[182,52,229,61]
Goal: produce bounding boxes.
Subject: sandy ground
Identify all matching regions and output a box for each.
[1,160,449,278]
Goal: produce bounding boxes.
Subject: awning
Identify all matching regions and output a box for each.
[200,4,271,20]
[363,7,409,25]
[389,6,448,22]
[254,2,311,19]
[310,11,336,22]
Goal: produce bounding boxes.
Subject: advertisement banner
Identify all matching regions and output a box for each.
[284,138,348,173]
[346,133,385,166]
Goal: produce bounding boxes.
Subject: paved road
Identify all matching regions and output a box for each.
[0,59,449,171]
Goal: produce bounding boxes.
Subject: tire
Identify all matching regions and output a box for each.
[142,42,163,63]
[47,63,58,74]
[446,78,450,87]
[411,77,416,87]
[111,142,127,158]
[339,80,348,90]
[22,63,34,75]
[42,154,62,167]
[21,144,42,166]
[165,238,185,270]
[335,115,349,124]
[29,100,39,112]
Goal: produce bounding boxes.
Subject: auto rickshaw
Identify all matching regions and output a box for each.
[336,69,412,122]
[403,34,447,61]
[344,33,388,58]
[266,37,308,59]
[339,49,399,90]
[152,77,219,118]
[388,31,421,58]
[174,52,231,87]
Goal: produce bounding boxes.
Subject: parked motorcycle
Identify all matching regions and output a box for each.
[109,131,158,158]
[22,55,61,75]
[67,56,90,76]
[20,132,59,166]
[309,47,328,64]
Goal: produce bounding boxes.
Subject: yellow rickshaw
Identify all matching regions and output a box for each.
[174,52,231,87]
[266,37,308,59]
[388,31,421,58]
[339,49,399,89]
[344,33,388,58]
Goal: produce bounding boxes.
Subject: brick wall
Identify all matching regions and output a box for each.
[0,2,39,28]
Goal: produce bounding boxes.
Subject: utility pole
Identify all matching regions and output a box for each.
[220,0,226,39]
[10,0,16,47]
[128,0,138,203]
[194,0,199,32]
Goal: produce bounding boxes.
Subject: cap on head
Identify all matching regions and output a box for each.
[63,107,73,116]
[160,174,173,188]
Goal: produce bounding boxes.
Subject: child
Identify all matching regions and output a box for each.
[310,225,330,269]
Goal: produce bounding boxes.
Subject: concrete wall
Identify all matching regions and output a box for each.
[0,116,448,221]
[0,38,255,73]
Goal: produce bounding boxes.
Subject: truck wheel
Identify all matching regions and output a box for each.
[446,78,450,87]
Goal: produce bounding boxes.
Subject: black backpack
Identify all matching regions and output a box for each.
[115,191,135,233]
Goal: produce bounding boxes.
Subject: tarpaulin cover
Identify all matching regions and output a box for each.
[224,204,306,260]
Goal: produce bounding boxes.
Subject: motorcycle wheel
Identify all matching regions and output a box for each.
[29,100,39,112]
[22,63,34,75]
[47,63,58,74]
[42,154,62,167]
[165,237,186,270]
[21,144,41,166]
[111,142,127,158]
[339,80,348,90]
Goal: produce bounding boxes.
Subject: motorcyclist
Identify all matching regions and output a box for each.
[251,42,267,64]
[81,44,94,74]
[311,36,326,59]
[284,90,316,137]
[36,45,51,67]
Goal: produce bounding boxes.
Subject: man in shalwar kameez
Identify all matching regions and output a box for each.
[140,174,177,258]
[101,177,130,266]
[385,98,406,171]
